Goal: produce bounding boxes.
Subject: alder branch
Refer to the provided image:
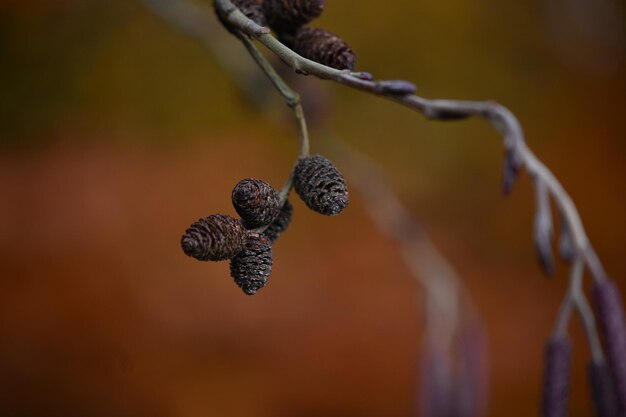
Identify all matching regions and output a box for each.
[215,0,608,284]
[212,0,614,364]
[144,0,615,394]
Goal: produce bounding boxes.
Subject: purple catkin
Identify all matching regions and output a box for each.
[418,349,452,417]
[593,279,626,412]
[181,214,247,261]
[453,323,489,417]
[232,178,281,229]
[263,199,293,242]
[588,360,620,417]
[291,27,356,71]
[215,0,267,35]
[229,234,273,295]
[541,336,573,417]
[293,155,349,216]
[262,0,324,35]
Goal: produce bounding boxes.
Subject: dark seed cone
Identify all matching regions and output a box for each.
[262,0,324,34]
[181,214,247,261]
[232,178,281,229]
[263,199,293,242]
[593,279,626,411]
[294,155,349,216]
[541,336,573,417]
[588,360,620,417]
[291,27,356,70]
[215,0,267,35]
[230,234,273,295]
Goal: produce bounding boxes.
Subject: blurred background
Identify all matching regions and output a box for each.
[1,0,625,416]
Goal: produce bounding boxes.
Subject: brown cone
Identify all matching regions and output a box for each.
[291,27,356,70]
[181,214,247,261]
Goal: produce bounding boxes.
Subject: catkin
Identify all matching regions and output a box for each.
[541,336,573,417]
[593,279,626,411]
[232,178,281,229]
[230,234,273,295]
[294,155,349,216]
[181,214,247,261]
[291,27,356,71]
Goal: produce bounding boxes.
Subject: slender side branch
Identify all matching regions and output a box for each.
[554,256,604,363]
[238,36,310,159]
[214,0,607,285]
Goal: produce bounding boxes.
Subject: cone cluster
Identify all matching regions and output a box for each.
[181,178,292,295]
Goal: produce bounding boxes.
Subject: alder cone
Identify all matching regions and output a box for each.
[215,0,267,35]
[263,199,293,242]
[262,0,324,34]
[232,178,281,229]
[230,234,273,295]
[291,27,356,70]
[294,155,348,216]
[181,214,247,261]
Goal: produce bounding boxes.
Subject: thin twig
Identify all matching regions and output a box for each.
[237,36,310,160]
[554,256,604,363]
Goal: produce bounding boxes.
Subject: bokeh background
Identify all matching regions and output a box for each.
[1,1,625,416]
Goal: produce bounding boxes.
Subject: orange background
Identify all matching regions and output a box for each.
[1,1,625,416]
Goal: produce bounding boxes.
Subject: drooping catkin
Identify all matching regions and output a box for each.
[232,178,281,229]
[230,233,273,295]
[418,348,454,417]
[262,0,324,34]
[293,155,349,216]
[215,0,267,35]
[588,360,620,417]
[263,199,293,242]
[593,279,626,410]
[291,27,356,71]
[181,214,247,261]
[541,336,573,417]
[453,323,489,417]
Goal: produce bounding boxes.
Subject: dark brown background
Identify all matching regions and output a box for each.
[1,1,625,416]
